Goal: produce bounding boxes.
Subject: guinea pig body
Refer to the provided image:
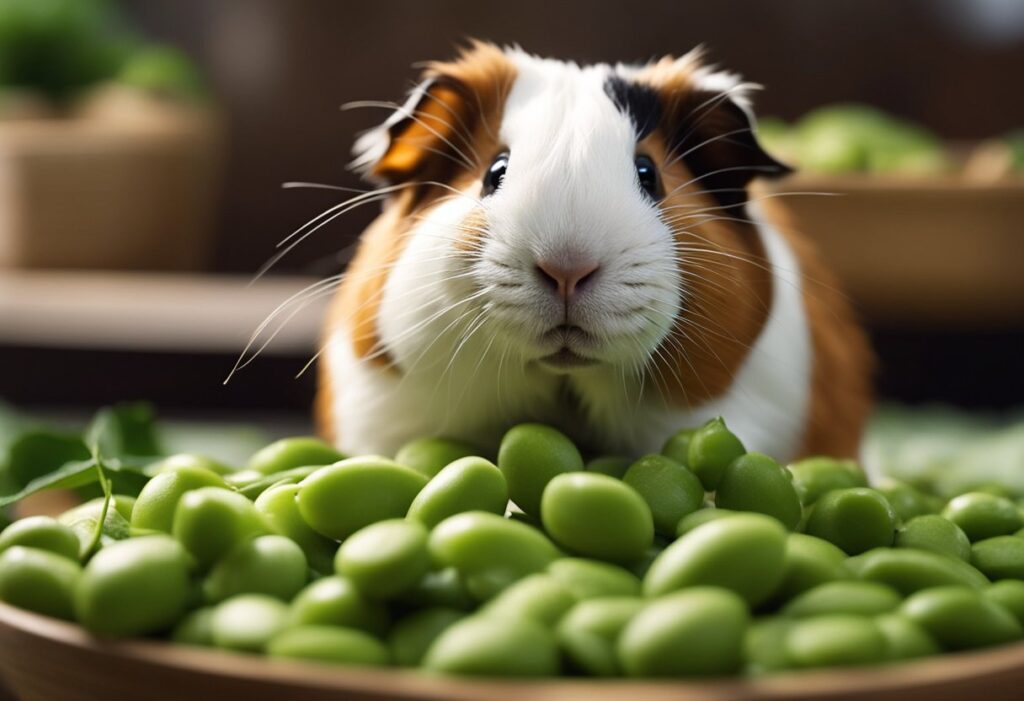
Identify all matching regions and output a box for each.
[317,43,872,464]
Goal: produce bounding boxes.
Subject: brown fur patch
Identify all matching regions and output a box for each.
[642,131,774,405]
[315,43,516,440]
[635,56,871,457]
[759,192,874,457]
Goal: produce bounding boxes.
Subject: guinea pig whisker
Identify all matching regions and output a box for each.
[279,182,414,248]
[659,190,837,218]
[663,127,754,170]
[392,138,480,175]
[253,191,397,283]
[364,285,492,366]
[226,273,347,384]
[660,164,785,202]
[281,181,371,194]
[397,303,487,389]
[437,308,491,397]
[290,260,483,380]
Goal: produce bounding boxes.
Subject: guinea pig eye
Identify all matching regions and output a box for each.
[634,154,660,199]
[482,153,509,196]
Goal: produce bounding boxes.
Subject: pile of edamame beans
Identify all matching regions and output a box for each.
[3,417,1024,678]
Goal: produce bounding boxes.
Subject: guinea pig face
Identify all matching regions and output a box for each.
[471,58,683,371]
[351,43,788,382]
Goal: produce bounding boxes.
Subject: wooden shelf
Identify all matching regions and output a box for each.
[0,271,328,354]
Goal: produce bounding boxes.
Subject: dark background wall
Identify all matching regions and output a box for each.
[122,0,1024,276]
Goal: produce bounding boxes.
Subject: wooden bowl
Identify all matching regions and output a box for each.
[2,602,1024,701]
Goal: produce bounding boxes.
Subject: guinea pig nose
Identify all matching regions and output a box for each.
[535,260,600,300]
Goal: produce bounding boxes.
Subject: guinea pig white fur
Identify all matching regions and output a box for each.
[316,42,872,464]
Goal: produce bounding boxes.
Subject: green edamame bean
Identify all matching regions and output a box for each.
[289,576,388,636]
[971,536,1024,580]
[131,465,227,534]
[622,454,703,537]
[628,545,664,579]
[211,594,290,652]
[297,457,427,540]
[585,456,632,479]
[943,492,1024,542]
[785,615,887,668]
[0,516,80,561]
[482,574,577,626]
[557,596,644,677]
[75,535,192,636]
[394,437,480,478]
[901,586,1023,650]
[848,547,989,595]
[58,496,134,555]
[203,535,307,603]
[878,482,942,522]
[254,483,337,574]
[782,581,901,618]
[406,457,508,529]
[146,453,232,477]
[961,483,1017,500]
[875,613,939,661]
[619,587,749,677]
[643,513,787,606]
[335,519,429,599]
[686,417,745,491]
[423,615,560,677]
[223,469,265,490]
[497,423,584,515]
[0,546,80,620]
[661,427,697,467]
[546,558,641,600]
[744,618,795,674]
[236,466,321,500]
[172,487,269,569]
[675,508,740,537]
[896,514,971,561]
[772,533,849,602]
[541,473,654,563]
[397,567,475,611]
[171,607,216,646]
[984,580,1024,625]
[267,625,390,666]
[388,607,465,667]
[787,456,867,506]
[246,436,344,475]
[805,488,897,555]
[428,512,560,599]
[715,452,802,530]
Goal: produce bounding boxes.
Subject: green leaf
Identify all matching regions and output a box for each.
[0,458,99,508]
[86,402,163,460]
[5,431,90,489]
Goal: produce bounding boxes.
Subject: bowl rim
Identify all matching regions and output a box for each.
[4,601,1024,701]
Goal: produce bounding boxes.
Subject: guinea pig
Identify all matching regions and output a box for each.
[315,41,872,466]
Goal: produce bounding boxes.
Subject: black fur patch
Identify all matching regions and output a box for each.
[604,75,661,140]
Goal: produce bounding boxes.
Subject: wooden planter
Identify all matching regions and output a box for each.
[3,601,1024,701]
[757,175,1024,327]
[0,102,222,271]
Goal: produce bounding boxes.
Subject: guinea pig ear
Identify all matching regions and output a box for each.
[634,52,792,211]
[350,42,516,185]
[350,78,469,183]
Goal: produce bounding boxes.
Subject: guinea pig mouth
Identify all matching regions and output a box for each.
[539,347,598,370]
